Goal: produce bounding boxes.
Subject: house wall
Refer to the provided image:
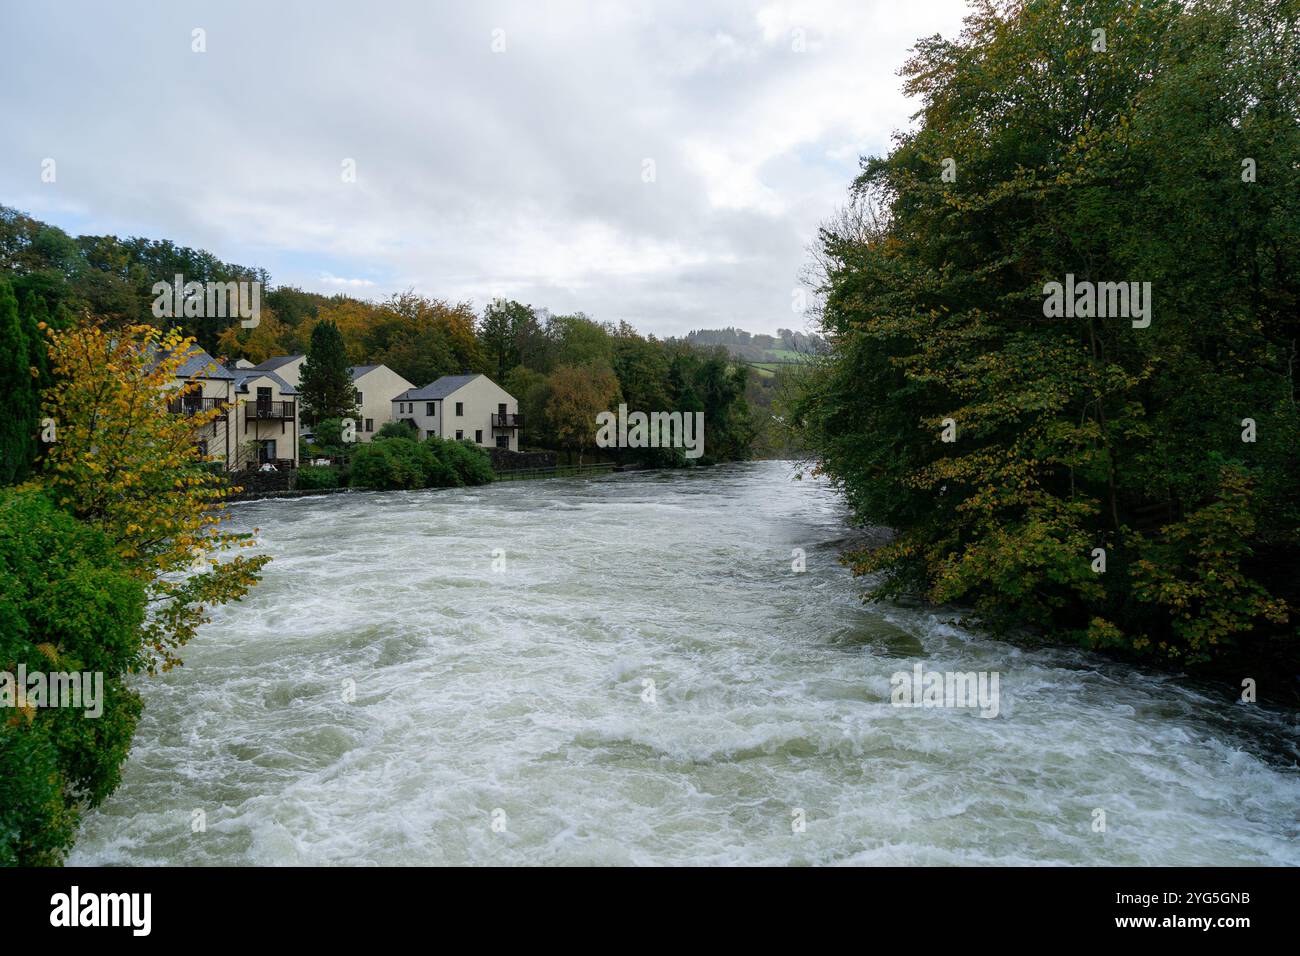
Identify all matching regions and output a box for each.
[443,376,519,451]
[391,397,441,439]
[232,373,299,468]
[267,355,306,390]
[169,374,236,470]
[353,367,414,441]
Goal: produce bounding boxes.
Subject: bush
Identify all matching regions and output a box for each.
[0,488,146,865]
[351,438,432,489]
[295,465,340,490]
[350,436,492,489]
[374,419,419,441]
[427,437,495,486]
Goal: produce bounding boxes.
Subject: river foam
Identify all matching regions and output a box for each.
[69,462,1299,866]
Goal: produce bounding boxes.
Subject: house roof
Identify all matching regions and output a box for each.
[393,374,483,402]
[232,369,297,395]
[349,365,381,379]
[171,346,235,380]
[250,354,305,372]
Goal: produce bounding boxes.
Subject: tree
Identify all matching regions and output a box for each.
[480,299,532,379]
[40,323,270,672]
[795,0,1298,667]
[298,319,359,424]
[545,365,621,464]
[214,307,291,364]
[0,487,146,864]
[504,365,551,447]
[0,278,38,485]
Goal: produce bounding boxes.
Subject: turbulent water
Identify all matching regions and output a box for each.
[70,462,1299,866]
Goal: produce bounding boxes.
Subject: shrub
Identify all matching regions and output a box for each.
[351,435,491,489]
[351,438,432,489]
[374,419,419,441]
[0,488,146,865]
[427,437,495,486]
[295,465,340,490]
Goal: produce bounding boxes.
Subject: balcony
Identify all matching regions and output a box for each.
[168,396,228,416]
[491,413,523,429]
[246,400,296,422]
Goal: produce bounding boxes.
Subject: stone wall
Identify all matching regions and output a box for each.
[488,448,557,472]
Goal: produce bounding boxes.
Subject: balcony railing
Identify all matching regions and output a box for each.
[246,400,296,422]
[168,396,229,416]
[491,413,523,429]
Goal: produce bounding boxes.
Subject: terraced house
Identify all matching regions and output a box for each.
[392,373,521,451]
[168,347,300,470]
[242,355,413,441]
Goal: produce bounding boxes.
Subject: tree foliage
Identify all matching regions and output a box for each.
[40,323,271,672]
[298,319,358,424]
[0,488,146,865]
[796,0,1299,667]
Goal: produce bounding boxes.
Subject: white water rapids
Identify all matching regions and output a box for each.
[70,462,1299,865]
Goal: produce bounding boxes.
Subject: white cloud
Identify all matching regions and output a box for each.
[0,0,969,336]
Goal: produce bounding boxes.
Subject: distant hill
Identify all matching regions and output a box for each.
[679,326,826,363]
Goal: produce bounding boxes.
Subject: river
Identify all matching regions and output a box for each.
[70,462,1299,865]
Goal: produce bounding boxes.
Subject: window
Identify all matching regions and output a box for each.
[355,391,363,407]
[475,430,483,444]
[365,419,373,432]
[496,435,508,449]
[426,402,435,416]
[455,430,463,440]
[498,403,507,416]
[258,439,277,463]
[426,430,435,440]
[455,401,463,416]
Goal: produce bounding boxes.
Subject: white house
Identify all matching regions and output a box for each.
[230,367,299,468]
[392,373,521,450]
[349,364,414,441]
[164,346,299,470]
[249,355,411,441]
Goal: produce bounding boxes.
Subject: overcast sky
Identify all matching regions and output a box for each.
[1,0,968,337]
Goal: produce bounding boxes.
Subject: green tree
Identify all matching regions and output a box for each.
[0,278,38,485]
[796,0,1298,668]
[298,319,359,423]
[0,487,147,865]
[480,299,533,379]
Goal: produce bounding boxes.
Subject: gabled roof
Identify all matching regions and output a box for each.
[232,369,297,395]
[250,354,305,372]
[350,365,381,379]
[393,373,483,402]
[171,346,234,380]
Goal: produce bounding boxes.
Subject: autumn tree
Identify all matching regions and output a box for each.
[214,307,291,364]
[40,322,271,672]
[545,365,622,464]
